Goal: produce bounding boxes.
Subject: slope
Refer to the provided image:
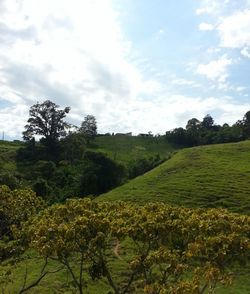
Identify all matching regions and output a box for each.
[99,140,250,214]
[89,135,174,164]
[0,140,23,172]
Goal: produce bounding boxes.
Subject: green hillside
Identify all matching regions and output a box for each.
[0,136,173,199]
[0,140,23,172]
[99,140,250,214]
[0,136,172,170]
[89,135,174,164]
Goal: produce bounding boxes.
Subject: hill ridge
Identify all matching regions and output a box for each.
[98,140,250,214]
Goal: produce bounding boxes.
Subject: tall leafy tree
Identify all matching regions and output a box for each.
[243,110,250,138]
[60,132,86,163]
[23,100,70,152]
[79,115,97,139]
[186,118,201,131]
[201,114,214,129]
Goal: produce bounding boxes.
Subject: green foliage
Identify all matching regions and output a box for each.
[0,172,21,190]
[100,140,250,214]
[32,178,52,200]
[89,135,174,165]
[242,110,250,138]
[22,100,70,159]
[16,140,48,162]
[1,135,173,203]
[0,185,45,239]
[201,114,214,129]
[167,113,246,147]
[24,200,249,293]
[79,115,97,140]
[0,185,45,265]
[23,100,70,142]
[127,154,163,179]
[59,132,86,163]
[186,118,201,131]
[33,161,56,179]
[79,151,125,196]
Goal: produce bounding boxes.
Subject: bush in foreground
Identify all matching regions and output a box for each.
[22,199,250,293]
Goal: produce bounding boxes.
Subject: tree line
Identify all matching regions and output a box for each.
[2,100,160,203]
[20,99,250,152]
[166,111,250,147]
[2,99,250,203]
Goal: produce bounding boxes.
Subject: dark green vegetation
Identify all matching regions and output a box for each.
[0,140,24,189]
[0,100,169,202]
[100,140,250,215]
[0,135,172,202]
[166,112,250,147]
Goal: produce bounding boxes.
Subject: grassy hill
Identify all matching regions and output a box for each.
[89,135,174,164]
[0,140,23,172]
[0,136,174,198]
[99,140,250,214]
[1,139,250,293]
[0,136,173,170]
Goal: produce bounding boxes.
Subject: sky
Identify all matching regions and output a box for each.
[0,0,250,139]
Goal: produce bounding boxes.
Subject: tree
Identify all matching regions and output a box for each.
[79,115,97,139]
[0,185,45,240]
[186,118,201,131]
[242,110,250,138]
[23,100,70,148]
[79,151,125,196]
[243,110,250,123]
[166,127,187,146]
[185,118,202,146]
[25,200,250,293]
[201,114,214,129]
[60,132,86,163]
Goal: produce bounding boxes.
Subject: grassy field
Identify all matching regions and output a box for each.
[99,140,250,214]
[0,136,173,171]
[0,140,23,172]
[89,135,174,164]
[1,248,249,293]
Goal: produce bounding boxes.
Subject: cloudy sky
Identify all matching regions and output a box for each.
[0,0,250,139]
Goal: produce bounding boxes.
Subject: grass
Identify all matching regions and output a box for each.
[0,136,173,173]
[99,140,250,215]
[1,247,249,293]
[0,141,23,172]
[89,135,174,165]
[1,138,250,292]
[0,243,134,294]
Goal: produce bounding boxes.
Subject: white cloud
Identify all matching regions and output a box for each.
[171,78,200,88]
[0,0,249,139]
[199,23,214,31]
[241,47,250,58]
[206,47,221,54]
[236,86,247,92]
[96,94,250,134]
[196,2,250,58]
[218,9,250,53]
[0,0,164,137]
[0,104,28,138]
[196,55,233,82]
[196,0,229,15]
